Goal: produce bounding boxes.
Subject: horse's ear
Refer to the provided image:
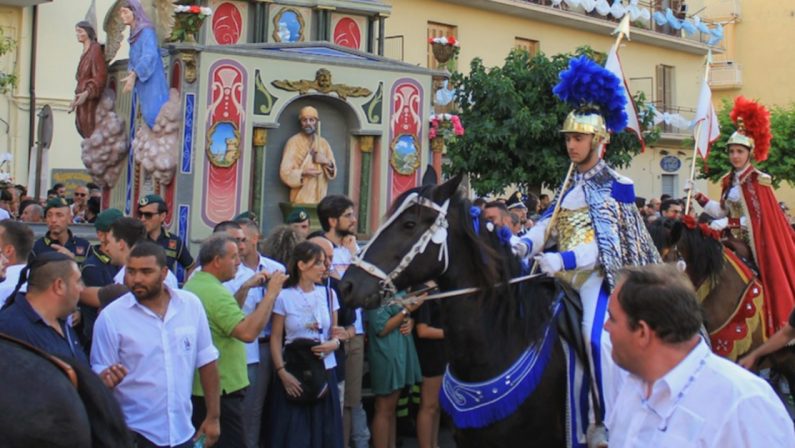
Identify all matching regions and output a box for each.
[669,218,683,246]
[421,165,438,186]
[432,174,463,202]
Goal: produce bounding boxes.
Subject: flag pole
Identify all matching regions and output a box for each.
[685,50,713,215]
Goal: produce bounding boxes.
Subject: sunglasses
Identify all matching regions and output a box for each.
[139,211,163,219]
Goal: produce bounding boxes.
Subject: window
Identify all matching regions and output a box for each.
[514,37,539,56]
[385,35,404,61]
[656,64,676,131]
[427,22,457,70]
[661,174,677,198]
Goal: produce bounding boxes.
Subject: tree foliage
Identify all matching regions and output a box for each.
[444,47,658,195]
[0,28,15,94]
[698,98,795,189]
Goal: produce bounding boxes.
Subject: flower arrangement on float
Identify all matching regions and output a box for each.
[171,4,213,43]
[428,35,460,63]
[429,113,464,152]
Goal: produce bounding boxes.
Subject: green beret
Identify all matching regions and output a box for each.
[94,208,124,232]
[138,194,166,208]
[44,197,69,213]
[234,211,257,222]
[286,208,310,224]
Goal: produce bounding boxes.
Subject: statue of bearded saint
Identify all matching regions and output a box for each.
[279,106,337,204]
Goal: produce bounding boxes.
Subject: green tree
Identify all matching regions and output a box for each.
[444,47,658,194]
[698,98,795,189]
[0,28,15,94]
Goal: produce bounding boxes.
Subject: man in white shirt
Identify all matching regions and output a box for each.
[216,219,285,448]
[91,242,221,448]
[0,220,34,306]
[605,264,795,447]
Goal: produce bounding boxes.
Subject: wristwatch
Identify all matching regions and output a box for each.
[400,308,410,317]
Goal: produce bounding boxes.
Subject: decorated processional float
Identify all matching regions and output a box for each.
[77,0,458,271]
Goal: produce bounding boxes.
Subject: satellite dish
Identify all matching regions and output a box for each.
[37,104,53,150]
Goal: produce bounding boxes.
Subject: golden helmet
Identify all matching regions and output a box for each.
[726,118,754,150]
[560,110,610,150]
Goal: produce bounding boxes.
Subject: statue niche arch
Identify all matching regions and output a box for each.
[260,94,361,230]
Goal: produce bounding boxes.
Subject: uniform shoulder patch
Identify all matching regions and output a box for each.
[756,170,773,187]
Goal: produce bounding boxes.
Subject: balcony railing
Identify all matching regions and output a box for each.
[513,0,723,49]
[708,61,742,90]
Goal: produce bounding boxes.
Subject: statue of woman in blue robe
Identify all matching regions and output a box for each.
[119,0,168,129]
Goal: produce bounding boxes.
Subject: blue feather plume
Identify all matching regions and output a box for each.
[553,55,628,133]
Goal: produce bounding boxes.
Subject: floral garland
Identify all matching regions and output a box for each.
[682,214,722,241]
[429,113,464,140]
[428,35,460,47]
[175,5,213,16]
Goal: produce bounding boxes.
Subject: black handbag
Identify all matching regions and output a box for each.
[282,338,329,404]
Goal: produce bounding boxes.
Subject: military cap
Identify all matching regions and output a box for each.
[138,194,166,208]
[94,208,124,232]
[506,191,527,210]
[286,208,310,224]
[235,211,258,222]
[44,197,69,213]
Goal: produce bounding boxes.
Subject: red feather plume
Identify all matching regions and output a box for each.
[730,96,772,162]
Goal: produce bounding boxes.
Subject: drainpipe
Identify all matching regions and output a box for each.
[28,5,38,198]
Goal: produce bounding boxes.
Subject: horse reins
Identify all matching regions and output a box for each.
[351,191,547,307]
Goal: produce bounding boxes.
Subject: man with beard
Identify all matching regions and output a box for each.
[30,198,91,266]
[91,242,221,448]
[317,194,369,447]
[279,106,337,204]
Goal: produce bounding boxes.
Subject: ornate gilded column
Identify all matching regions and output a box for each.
[431,137,444,184]
[357,135,374,234]
[251,128,268,222]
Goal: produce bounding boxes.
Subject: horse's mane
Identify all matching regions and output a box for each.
[649,218,725,287]
[390,186,556,346]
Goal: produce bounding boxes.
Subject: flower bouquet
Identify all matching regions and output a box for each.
[171,4,213,43]
[429,113,464,152]
[428,35,460,64]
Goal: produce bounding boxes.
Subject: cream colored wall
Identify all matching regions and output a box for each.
[386,0,707,198]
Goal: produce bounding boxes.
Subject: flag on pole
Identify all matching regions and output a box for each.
[605,44,645,152]
[693,78,720,159]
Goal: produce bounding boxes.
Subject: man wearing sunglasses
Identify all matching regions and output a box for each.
[70,185,89,224]
[137,194,195,275]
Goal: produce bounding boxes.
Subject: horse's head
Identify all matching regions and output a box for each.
[339,173,462,309]
[647,217,683,263]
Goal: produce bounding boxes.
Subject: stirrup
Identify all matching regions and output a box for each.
[586,423,608,448]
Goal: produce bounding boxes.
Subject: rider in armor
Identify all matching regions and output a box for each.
[513,56,661,433]
[691,96,795,334]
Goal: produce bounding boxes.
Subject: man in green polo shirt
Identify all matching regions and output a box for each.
[184,233,286,448]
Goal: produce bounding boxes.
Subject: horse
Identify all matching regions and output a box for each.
[0,334,133,448]
[339,174,585,447]
[648,217,795,394]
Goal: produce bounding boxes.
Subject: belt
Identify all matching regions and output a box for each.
[258,336,271,344]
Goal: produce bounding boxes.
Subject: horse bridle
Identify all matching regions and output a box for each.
[351,192,450,299]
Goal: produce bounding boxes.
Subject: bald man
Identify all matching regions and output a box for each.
[279,106,337,204]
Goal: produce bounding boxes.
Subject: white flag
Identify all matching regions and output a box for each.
[693,79,720,159]
[605,43,645,151]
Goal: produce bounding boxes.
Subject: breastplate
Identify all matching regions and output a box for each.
[555,207,595,252]
[725,198,749,243]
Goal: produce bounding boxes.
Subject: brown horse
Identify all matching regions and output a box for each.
[648,218,795,394]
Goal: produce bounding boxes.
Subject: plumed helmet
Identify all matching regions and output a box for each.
[728,96,771,162]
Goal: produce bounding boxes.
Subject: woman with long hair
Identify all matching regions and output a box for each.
[270,241,343,448]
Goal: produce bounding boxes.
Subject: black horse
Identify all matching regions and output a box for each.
[340,174,574,447]
[0,335,132,448]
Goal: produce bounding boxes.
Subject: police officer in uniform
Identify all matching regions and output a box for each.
[31,197,91,266]
[78,208,124,348]
[137,194,194,274]
[506,191,530,237]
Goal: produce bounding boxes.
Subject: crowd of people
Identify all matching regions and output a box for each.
[0,187,450,448]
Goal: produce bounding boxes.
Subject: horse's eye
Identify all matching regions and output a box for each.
[403,221,416,230]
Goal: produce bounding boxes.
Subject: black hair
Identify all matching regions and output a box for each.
[317,195,354,232]
[128,241,167,268]
[110,217,147,249]
[617,264,702,344]
[213,220,242,234]
[661,199,682,213]
[0,220,34,261]
[75,20,98,42]
[285,241,324,288]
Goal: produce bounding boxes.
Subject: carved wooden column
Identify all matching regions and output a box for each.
[357,135,374,234]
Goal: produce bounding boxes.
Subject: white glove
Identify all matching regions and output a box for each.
[534,252,564,277]
[513,239,529,259]
[709,217,729,231]
[683,179,696,194]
